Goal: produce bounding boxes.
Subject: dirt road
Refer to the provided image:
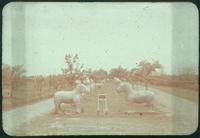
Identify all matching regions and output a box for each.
[3,83,198,136]
[3,98,54,135]
[149,87,198,134]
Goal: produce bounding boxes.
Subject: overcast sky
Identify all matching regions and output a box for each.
[2,2,198,76]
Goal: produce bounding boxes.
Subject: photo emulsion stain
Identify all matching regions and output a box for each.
[2,2,199,136]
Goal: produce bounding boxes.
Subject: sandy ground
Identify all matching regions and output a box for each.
[2,82,198,136]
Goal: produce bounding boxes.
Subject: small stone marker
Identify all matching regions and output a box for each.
[97,94,108,115]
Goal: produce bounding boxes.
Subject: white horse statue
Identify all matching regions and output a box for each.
[54,83,88,114]
[116,82,155,113]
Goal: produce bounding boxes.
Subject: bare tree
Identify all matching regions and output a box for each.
[34,76,44,93]
[178,66,197,75]
[2,64,11,89]
[61,54,84,87]
[10,65,26,97]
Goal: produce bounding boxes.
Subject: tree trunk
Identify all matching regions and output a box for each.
[145,81,148,90]
[144,77,148,90]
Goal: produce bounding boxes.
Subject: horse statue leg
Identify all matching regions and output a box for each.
[104,99,108,115]
[75,103,81,114]
[54,102,61,114]
[126,101,132,115]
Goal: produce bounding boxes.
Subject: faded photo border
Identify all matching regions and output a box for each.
[0,0,199,137]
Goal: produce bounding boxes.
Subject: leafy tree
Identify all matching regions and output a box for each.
[90,69,108,82]
[133,60,162,90]
[109,66,129,81]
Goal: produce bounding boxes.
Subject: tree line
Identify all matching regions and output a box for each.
[2,53,197,98]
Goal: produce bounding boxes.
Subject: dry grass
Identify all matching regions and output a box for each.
[2,84,54,111]
[149,84,198,103]
[16,112,175,135]
[148,75,198,91]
